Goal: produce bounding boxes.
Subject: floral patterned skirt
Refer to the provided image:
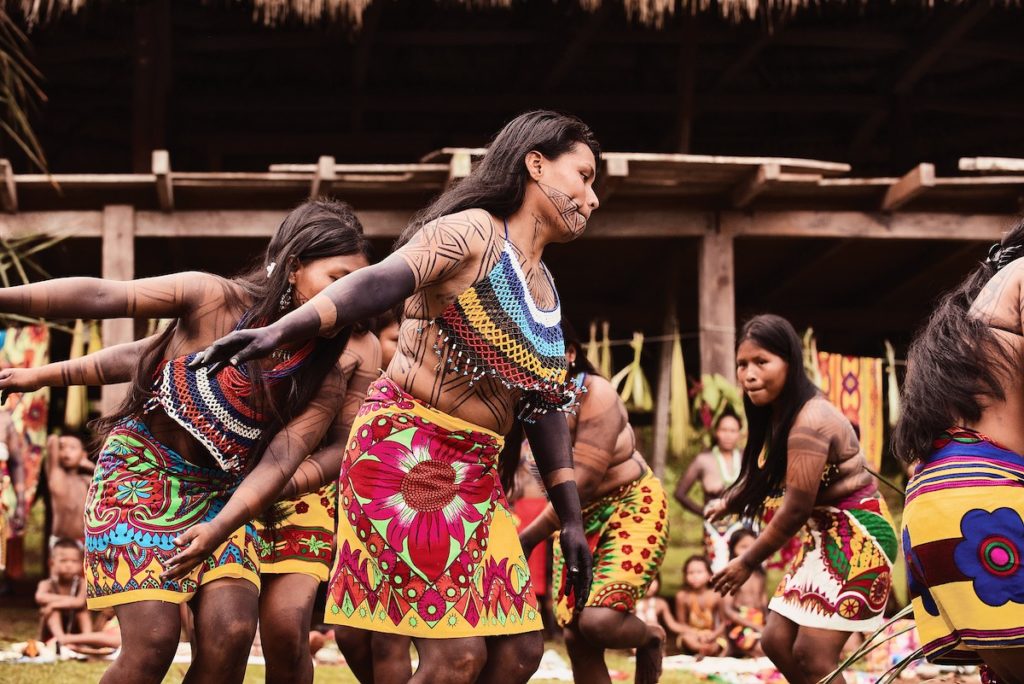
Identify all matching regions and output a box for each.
[324,377,541,637]
[255,482,337,582]
[768,492,896,631]
[84,420,261,608]
[903,428,1024,664]
[551,466,668,627]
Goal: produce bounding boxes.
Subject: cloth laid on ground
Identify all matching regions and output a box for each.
[816,352,884,471]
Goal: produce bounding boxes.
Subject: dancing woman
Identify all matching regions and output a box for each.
[710,314,897,684]
[895,223,1024,682]
[0,199,366,684]
[193,110,599,684]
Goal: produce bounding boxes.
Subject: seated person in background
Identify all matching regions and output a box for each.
[56,607,122,655]
[720,529,766,658]
[634,573,687,644]
[674,555,727,657]
[36,538,90,643]
[45,432,93,548]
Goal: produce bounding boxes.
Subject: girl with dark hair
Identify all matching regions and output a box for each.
[709,314,897,684]
[896,222,1024,681]
[0,198,369,684]
[517,322,669,684]
[674,409,744,572]
[192,110,599,684]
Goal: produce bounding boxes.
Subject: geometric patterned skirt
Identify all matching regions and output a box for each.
[255,482,337,582]
[84,419,261,609]
[903,428,1024,664]
[768,491,897,632]
[324,377,541,638]
[551,465,668,627]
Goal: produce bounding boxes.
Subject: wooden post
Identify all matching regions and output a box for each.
[699,224,736,379]
[651,276,678,480]
[100,206,135,416]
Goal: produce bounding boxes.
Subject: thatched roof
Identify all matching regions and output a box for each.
[12,0,1014,29]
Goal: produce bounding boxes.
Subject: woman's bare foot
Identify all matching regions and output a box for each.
[635,623,665,684]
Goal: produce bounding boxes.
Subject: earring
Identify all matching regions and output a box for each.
[279,284,293,311]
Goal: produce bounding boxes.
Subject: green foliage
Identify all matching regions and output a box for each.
[0,9,46,171]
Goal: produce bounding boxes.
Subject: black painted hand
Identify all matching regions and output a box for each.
[189,327,280,375]
[558,521,593,613]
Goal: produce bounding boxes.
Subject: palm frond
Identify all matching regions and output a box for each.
[818,604,915,683]
[0,9,47,172]
[876,647,926,684]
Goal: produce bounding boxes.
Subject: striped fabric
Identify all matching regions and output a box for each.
[434,225,578,420]
[146,314,314,474]
[903,427,1024,664]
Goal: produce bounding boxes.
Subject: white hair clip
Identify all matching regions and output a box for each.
[266,261,276,278]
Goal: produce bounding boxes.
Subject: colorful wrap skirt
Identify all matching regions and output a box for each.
[768,492,896,631]
[552,466,668,627]
[325,377,541,637]
[903,428,1024,664]
[255,482,337,582]
[727,606,765,654]
[84,420,262,608]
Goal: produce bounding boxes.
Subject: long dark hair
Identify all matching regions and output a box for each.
[93,198,372,465]
[562,318,598,378]
[725,314,820,519]
[396,110,601,249]
[892,221,1024,463]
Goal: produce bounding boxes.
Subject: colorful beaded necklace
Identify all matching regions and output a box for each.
[433,219,578,421]
[146,310,314,473]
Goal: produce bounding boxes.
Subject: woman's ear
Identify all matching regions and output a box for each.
[286,256,300,285]
[525,150,545,182]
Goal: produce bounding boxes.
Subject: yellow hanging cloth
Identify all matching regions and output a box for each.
[668,329,690,456]
[884,340,900,428]
[584,321,603,375]
[611,332,653,412]
[599,321,613,379]
[802,327,823,389]
[64,320,87,431]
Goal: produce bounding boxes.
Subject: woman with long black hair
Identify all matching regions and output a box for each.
[710,314,896,684]
[896,223,1024,682]
[194,110,599,684]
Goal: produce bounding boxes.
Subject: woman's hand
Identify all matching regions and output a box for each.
[712,557,753,596]
[558,521,593,613]
[518,533,537,562]
[0,367,41,404]
[189,327,282,375]
[159,523,225,582]
[704,498,727,522]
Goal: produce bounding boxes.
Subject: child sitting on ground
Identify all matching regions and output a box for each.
[36,538,90,644]
[634,572,687,643]
[55,608,122,656]
[674,555,727,657]
[720,528,767,657]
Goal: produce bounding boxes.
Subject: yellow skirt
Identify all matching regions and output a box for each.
[324,378,541,638]
[255,482,336,582]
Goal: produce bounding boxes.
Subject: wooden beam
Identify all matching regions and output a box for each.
[722,210,1010,240]
[651,269,679,480]
[598,157,629,203]
[542,5,609,92]
[152,150,173,212]
[350,0,383,133]
[699,227,735,378]
[714,22,785,91]
[0,211,102,238]
[893,1,992,96]
[131,0,170,173]
[673,14,699,153]
[310,156,337,199]
[881,163,936,212]
[959,157,1024,173]
[100,206,135,416]
[0,160,16,213]
[448,151,473,181]
[732,164,779,208]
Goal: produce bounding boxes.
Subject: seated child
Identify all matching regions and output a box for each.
[721,528,767,657]
[56,608,122,655]
[635,573,688,645]
[673,555,727,657]
[36,538,90,643]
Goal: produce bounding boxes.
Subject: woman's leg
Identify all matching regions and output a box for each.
[259,573,320,684]
[186,577,260,684]
[410,636,487,684]
[791,626,852,684]
[979,648,1024,684]
[575,607,664,684]
[759,611,802,683]
[371,633,413,684]
[334,626,374,683]
[100,601,181,684]
[476,631,544,684]
[564,624,610,684]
